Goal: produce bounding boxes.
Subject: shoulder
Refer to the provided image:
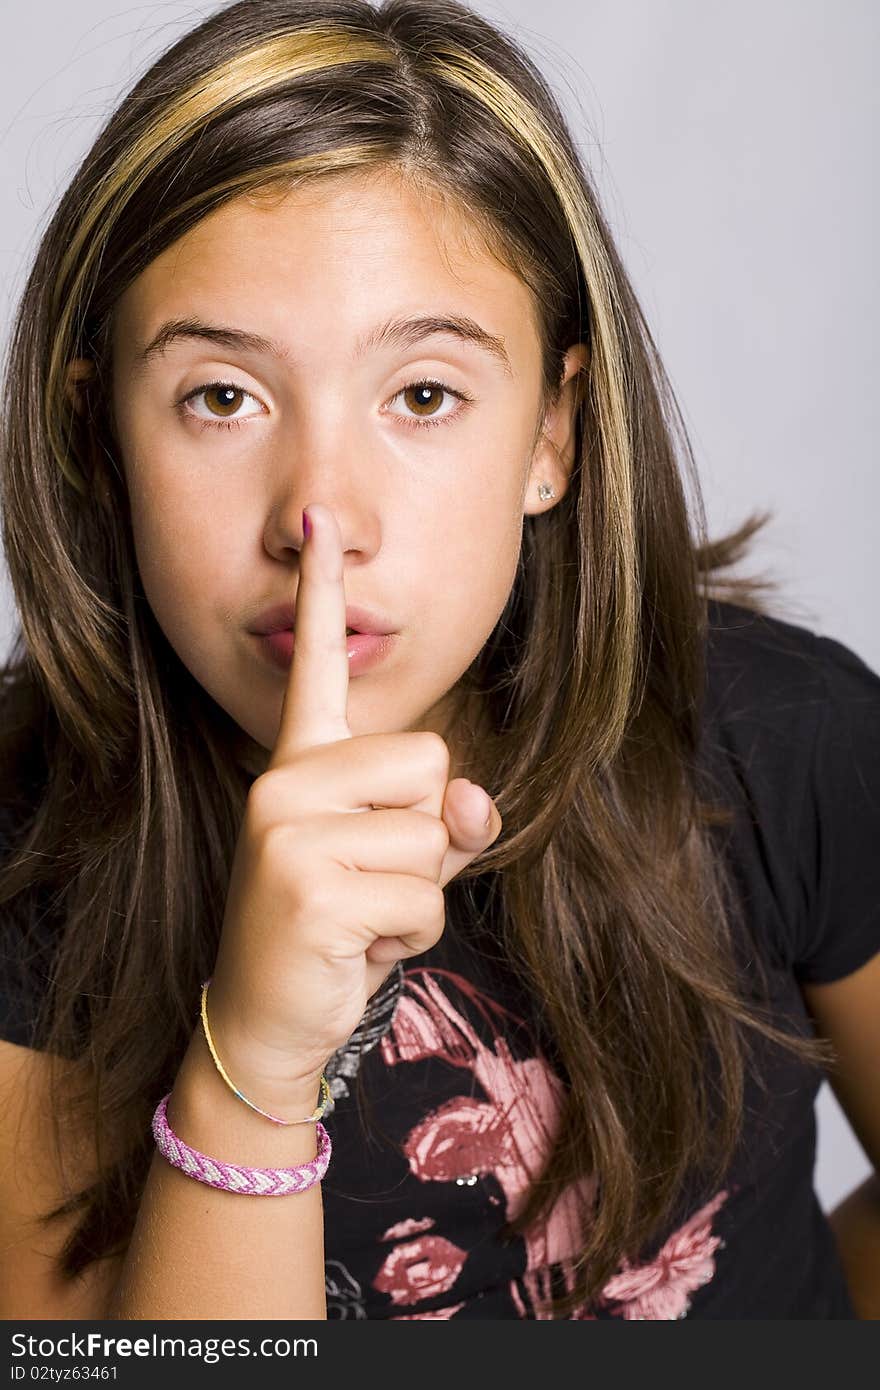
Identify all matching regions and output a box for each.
[701,597,880,756]
[700,599,880,984]
[700,594,880,811]
[705,598,833,710]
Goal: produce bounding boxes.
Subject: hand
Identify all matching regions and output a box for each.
[206,503,502,1104]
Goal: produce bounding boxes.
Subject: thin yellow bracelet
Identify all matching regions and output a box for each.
[199,978,330,1126]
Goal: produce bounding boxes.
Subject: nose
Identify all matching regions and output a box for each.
[261,438,383,563]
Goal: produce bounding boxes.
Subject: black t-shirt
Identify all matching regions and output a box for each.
[2,599,879,1319]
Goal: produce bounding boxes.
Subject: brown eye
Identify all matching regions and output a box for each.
[402,383,446,418]
[203,384,244,417]
[386,378,472,431]
[180,381,265,430]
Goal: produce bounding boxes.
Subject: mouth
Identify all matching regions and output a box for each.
[249,601,396,638]
[252,625,398,676]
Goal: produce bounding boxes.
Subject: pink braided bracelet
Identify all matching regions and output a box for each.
[151,1093,331,1196]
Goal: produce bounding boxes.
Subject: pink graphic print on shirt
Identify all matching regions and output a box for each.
[600,1190,729,1320]
[376,967,729,1319]
[373,1234,469,1307]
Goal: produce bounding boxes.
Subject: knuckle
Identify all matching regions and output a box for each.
[283,867,335,934]
[418,877,447,927]
[245,773,280,833]
[255,821,312,891]
[418,730,451,779]
[426,815,451,864]
[246,768,298,832]
[289,864,335,923]
[256,818,295,867]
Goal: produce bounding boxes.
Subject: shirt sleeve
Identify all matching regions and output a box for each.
[793,630,880,984]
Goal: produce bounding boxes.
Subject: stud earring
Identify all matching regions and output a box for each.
[537,481,555,501]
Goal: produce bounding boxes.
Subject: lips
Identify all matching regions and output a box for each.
[249,601,397,637]
[254,626,398,677]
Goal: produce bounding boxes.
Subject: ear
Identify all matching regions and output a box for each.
[524,342,589,516]
[65,358,96,417]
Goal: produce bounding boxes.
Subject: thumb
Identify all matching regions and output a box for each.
[438,778,501,887]
[363,778,500,974]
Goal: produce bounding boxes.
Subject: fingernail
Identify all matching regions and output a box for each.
[302,508,312,542]
[465,781,492,826]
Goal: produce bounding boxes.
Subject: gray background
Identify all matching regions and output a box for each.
[1,1,876,1211]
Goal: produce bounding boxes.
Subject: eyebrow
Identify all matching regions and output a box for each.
[134,313,513,377]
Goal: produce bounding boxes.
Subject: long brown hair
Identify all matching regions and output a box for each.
[0,0,832,1314]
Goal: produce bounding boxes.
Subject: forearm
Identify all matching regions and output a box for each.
[827,1173,880,1320]
[108,1028,327,1320]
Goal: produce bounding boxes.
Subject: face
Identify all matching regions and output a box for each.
[102,167,585,777]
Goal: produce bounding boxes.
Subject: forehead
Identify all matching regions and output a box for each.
[112,168,540,363]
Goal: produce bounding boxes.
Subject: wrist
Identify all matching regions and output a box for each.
[169,1028,325,1168]
[184,1015,329,1117]
[203,976,332,1103]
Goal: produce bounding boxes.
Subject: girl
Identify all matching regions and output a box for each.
[0,0,877,1322]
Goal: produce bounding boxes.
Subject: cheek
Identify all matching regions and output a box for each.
[448,456,526,573]
[126,442,246,569]
[125,465,246,657]
[412,483,523,643]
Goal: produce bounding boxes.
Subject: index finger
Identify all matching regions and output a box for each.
[269,502,351,763]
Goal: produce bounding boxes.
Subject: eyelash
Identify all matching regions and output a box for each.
[176,377,475,434]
